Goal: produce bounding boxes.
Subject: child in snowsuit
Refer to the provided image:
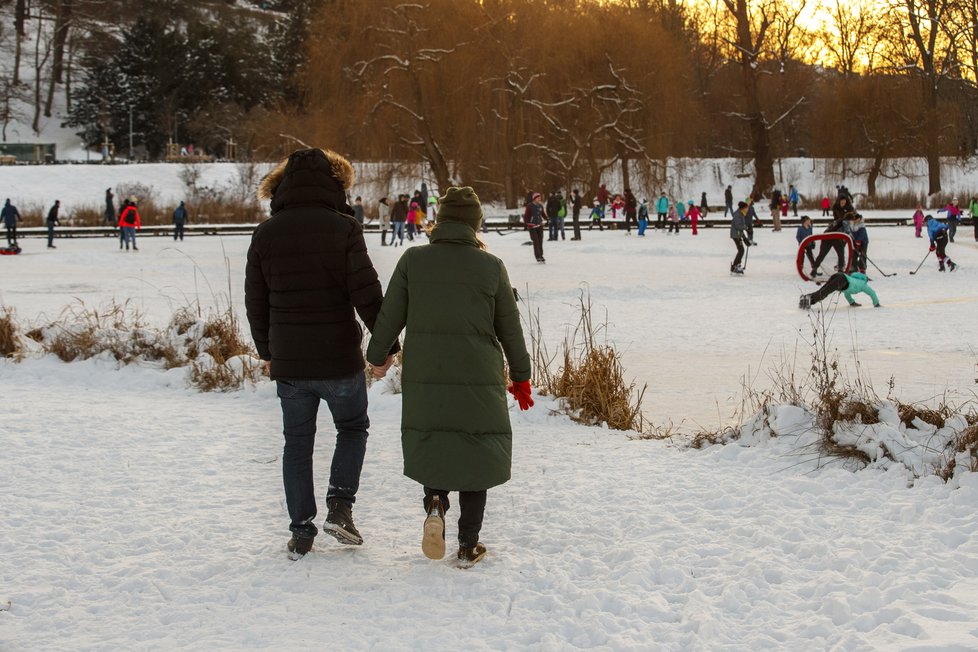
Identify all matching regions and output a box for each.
[667,203,680,234]
[637,200,649,236]
[820,197,831,217]
[588,200,604,231]
[365,187,533,566]
[687,201,701,235]
[927,216,957,271]
[406,201,423,241]
[800,271,880,309]
[796,216,816,270]
[912,204,925,238]
[675,199,686,223]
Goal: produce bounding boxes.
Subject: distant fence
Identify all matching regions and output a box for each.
[12,213,948,240]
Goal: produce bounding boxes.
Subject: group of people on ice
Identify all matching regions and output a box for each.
[375,184,439,247]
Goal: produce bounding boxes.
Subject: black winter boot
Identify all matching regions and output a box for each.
[457,542,487,567]
[287,534,314,559]
[323,498,363,545]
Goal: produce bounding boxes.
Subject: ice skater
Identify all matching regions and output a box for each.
[927,215,958,272]
[800,271,880,309]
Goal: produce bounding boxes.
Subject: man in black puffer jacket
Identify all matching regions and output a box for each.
[245,147,399,558]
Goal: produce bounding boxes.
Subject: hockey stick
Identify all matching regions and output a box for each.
[909,250,931,275]
[741,239,751,271]
[864,255,897,277]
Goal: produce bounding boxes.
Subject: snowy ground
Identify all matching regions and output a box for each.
[2,221,978,649]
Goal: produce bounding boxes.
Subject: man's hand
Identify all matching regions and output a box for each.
[262,360,271,376]
[370,355,395,379]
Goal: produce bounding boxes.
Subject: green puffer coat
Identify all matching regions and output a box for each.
[365,221,531,491]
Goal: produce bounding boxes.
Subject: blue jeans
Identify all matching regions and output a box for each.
[122,226,136,248]
[277,372,369,538]
[391,221,405,243]
[47,222,55,246]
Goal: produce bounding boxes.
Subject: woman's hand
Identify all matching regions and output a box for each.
[370,355,395,379]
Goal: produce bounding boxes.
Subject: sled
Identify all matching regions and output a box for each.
[0,245,22,255]
[796,233,853,282]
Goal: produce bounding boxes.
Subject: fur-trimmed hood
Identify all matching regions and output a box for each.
[257,148,355,216]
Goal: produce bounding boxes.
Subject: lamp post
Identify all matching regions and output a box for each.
[128,106,133,160]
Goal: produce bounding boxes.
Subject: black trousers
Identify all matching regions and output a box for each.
[807,272,849,305]
[802,243,816,269]
[5,225,15,246]
[656,213,666,228]
[812,239,845,272]
[572,210,581,239]
[529,226,544,259]
[853,241,868,271]
[935,232,948,260]
[624,213,637,233]
[732,237,745,267]
[424,487,487,547]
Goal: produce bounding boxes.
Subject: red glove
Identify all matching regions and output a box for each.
[507,380,534,411]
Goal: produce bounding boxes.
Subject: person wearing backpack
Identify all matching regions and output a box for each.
[118,198,141,251]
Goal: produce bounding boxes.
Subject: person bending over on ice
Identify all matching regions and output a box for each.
[800,271,880,309]
[366,187,534,567]
[927,215,957,272]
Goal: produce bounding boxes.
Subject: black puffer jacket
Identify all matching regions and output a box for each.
[245,148,397,380]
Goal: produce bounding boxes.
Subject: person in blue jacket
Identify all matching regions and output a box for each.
[655,192,669,230]
[796,215,815,270]
[849,213,869,273]
[927,215,957,271]
[800,271,880,309]
[789,185,800,216]
[172,201,188,241]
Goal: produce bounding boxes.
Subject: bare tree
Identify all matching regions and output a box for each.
[345,3,469,191]
[820,0,884,77]
[718,0,806,196]
[883,0,964,194]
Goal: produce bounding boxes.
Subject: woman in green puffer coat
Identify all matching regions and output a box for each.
[366,186,533,566]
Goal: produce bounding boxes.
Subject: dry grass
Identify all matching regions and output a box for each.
[895,401,951,429]
[529,289,648,434]
[8,299,261,391]
[0,306,23,359]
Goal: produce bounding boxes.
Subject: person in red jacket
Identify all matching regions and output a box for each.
[820,196,831,217]
[118,198,141,251]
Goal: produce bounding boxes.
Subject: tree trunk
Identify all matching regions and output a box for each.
[13,0,26,84]
[749,114,774,198]
[52,0,72,84]
[620,152,631,193]
[867,152,883,198]
[924,89,942,195]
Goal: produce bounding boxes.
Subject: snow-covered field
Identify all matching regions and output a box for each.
[2,220,978,649]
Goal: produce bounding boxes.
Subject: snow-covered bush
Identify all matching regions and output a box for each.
[17,300,261,391]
